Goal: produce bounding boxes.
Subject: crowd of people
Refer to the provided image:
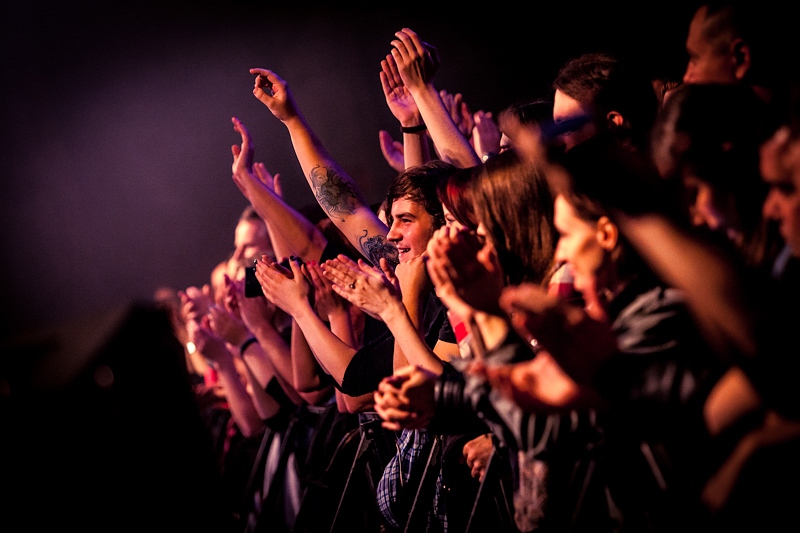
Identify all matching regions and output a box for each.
[158,2,800,531]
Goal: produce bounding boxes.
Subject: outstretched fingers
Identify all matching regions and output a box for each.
[321,257,355,288]
[231,116,254,176]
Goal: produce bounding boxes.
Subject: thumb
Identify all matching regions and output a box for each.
[378,257,397,282]
[288,257,304,280]
[379,130,392,152]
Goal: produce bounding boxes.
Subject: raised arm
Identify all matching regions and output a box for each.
[379,129,406,173]
[249,68,394,266]
[230,116,328,263]
[390,28,480,168]
[189,316,272,436]
[379,54,430,169]
[218,274,300,401]
[472,110,502,162]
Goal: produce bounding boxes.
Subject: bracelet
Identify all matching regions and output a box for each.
[239,336,258,356]
[401,124,427,134]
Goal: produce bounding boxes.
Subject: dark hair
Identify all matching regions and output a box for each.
[497,97,556,152]
[651,82,782,268]
[442,150,556,286]
[499,97,554,128]
[474,150,556,285]
[553,52,658,150]
[556,135,662,284]
[239,204,262,222]
[437,167,478,230]
[700,1,787,88]
[385,160,455,229]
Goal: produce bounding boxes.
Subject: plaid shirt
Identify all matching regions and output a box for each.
[376,428,447,532]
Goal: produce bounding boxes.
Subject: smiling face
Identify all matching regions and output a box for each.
[386,196,437,263]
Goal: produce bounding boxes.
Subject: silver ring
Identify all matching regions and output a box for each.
[349,282,356,289]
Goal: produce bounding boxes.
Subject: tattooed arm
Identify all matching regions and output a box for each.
[249,68,394,267]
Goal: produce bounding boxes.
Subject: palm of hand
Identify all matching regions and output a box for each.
[209,305,249,346]
[459,243,504,311]
[191,322,227,363]
[258,262,310,315]
[428,230,503,313]
[387,87,418,123]
[350,267,398,318]
[239,294,276,332]
[312,274,343,319]
[264,84,296,122]
[181,286,213,323]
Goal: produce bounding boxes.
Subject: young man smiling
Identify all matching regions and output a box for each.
[248,66,459,399]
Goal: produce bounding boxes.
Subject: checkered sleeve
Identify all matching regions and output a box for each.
[375,428,432,530]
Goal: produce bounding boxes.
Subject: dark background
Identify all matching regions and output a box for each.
[0,1,700,341]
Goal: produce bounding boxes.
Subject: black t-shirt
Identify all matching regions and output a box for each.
[339,291,456,396]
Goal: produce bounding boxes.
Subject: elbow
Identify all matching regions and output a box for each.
[344,394,374,413]
[238,419,266,439]
[293,377,327,394]
[300,387,335,406]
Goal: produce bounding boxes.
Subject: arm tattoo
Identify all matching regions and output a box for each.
[310,165,361,222]
[359,230,399,269]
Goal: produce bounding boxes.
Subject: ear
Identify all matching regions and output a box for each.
[731,38,751,81]
[595,216,619,251]
[606,111,624,128]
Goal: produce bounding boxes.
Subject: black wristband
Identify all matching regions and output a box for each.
[240,336,258,356]
[401,124,427,134]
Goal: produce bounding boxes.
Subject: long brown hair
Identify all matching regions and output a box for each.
[445,150,557,286]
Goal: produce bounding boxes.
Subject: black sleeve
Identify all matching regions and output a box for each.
[438,309,456,344]
[340,329,395,396]
[421,293,455,347]
[319,239,353,263]
[746,262,800,418]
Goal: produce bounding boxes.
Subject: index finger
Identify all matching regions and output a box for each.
[307,261,330,289]
[321,258,352,282]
